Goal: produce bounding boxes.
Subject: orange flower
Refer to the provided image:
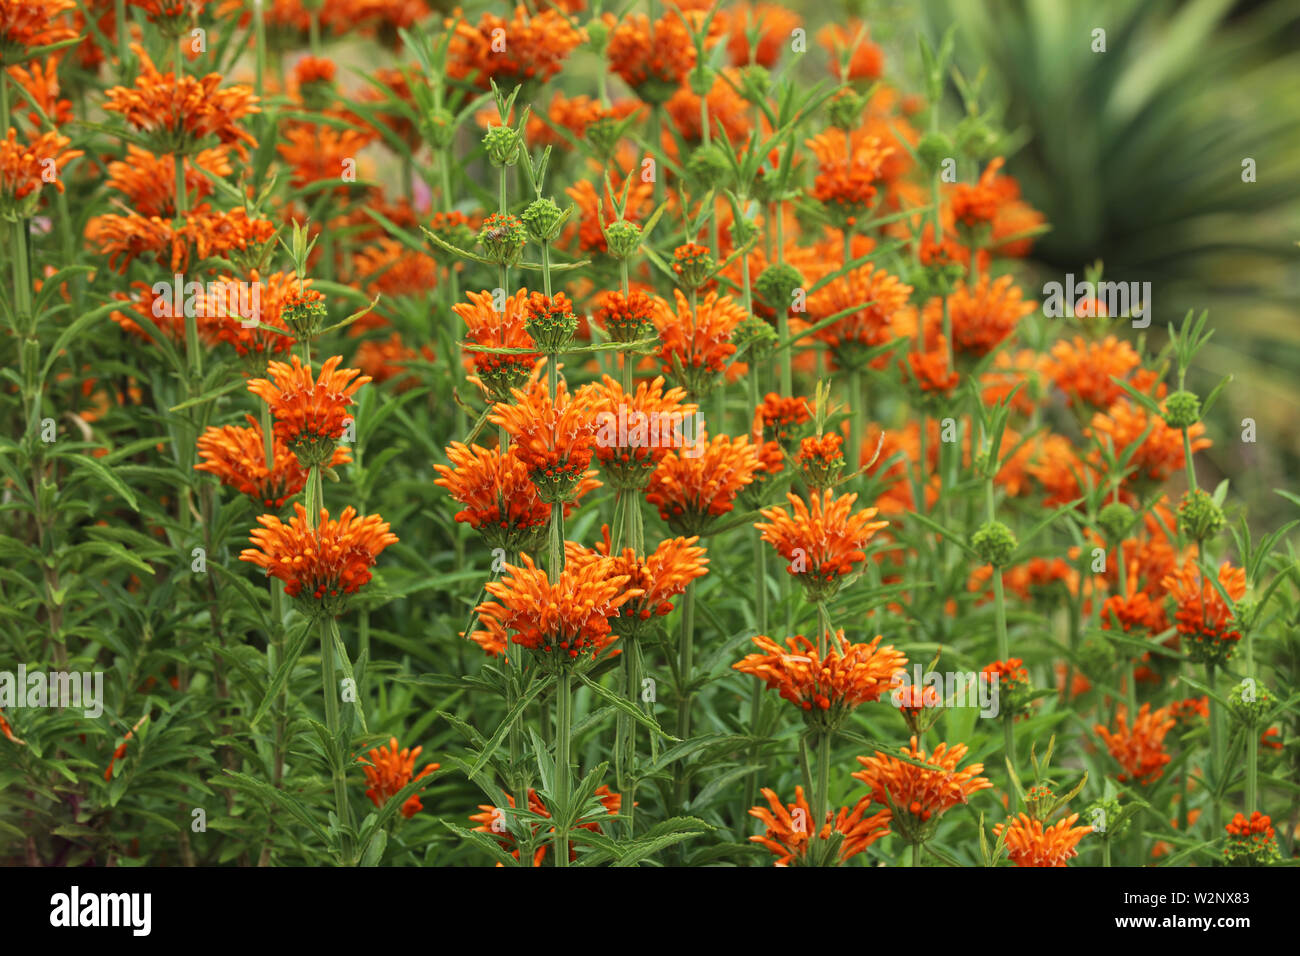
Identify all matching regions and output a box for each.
[853,737,992,841]
[471,786,620,867]
[490,380,599,504]
[0,127,82,212]
[580,374,699,491]
[278,122,374,193]
[434,441,596,554]
[86,205,277,273]
[665,69,752,143]
[204,270,299,359]
[805,129,892,226]
[353,331,434,392]
[1089,397,1210,485]
[472,554,639,663]
[455,287,539,401]
[948,156,1005,228]
[607,12,697,103]
[247,354,370,467]
[196,414,350,509]
[993,812,1091,867]
[645,433,763,535]
[1094,703,1175,785]
[102,145,230,219]
[749,786,891,867]
[240,502,398,613]
[7,58,72,126]
[806,263,912,372]
[1162,561,1247,666]
[566,527,708,637]
[1223,811,1280,864]
[734,631,905,723]
[945,274,1036,357]
[595,288,658,342]
[358,737,439,819]
[104,45,259,158]
[755,489,888,600]
[0,0,76,58]
[756,393,811,444]
[653,288,746,398]
[352,238,438,299]
[903,339,960,396]
[0,708,23,745]
[1047,335,1142,408]
[447,5,585,90]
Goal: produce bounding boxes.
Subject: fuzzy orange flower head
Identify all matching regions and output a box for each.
[1,127,82,219]
[470,785,620,867]
[756,393,812,445]
[1094,703,1175,786]
[805,129,892,229]
[240,503,398,616]
[948,157,1005,235]
[734,630,906,734]
[580,374,699,492]
[595,288,658,343]
[247,354,370,468]
[749,786,890,867]
[196,414,351,509]
[472,554,640,667]
[853,737,993,845]
[1162,561,1247,668]
[756,489,888,601]
[980,657,1035,720]
[945,274,1037,358]
[490,380,599,504]
[993,812,1091,867]
[566,527,709,639]
[645,432,763,536]
[653,288,746,400]
[358,737,439,819]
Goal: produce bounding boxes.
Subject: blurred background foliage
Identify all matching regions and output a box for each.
[898,0,1300,527]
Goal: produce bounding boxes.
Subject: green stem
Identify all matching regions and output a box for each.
[1207,661,1222,832]
[321,616,354,864]
[554,671,573,866]
[674,579,697,807]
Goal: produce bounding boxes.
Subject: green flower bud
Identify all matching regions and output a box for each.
[954,115,997,159]
[603,219,643,259]
[1177,488,1225,542]
[1226,679,1272,730]
[1163,390,1201,429]
[738,64,771,105]
[671,243,716,291]
[755,263,804,313]
[422,107,456,151]
[971,521,1017,567]
[521,197,564,242]
[483,124,521,167]
[732,313,778,365]
[915,132,953,176]
[1081,797,1131,839]
[1097,501,1137,543]
[686,142,732,191]
[827,88,865,131]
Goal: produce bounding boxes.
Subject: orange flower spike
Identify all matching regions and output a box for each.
[246,354,370,468]
[0,128,82,213]
[1161,560,1247,667]
[645,433,763,535]
[239,502,398,615]
[948,156,1005,229]
[579,374,698,492]
[755,489,888,601]
[103,44,259,159]
[806,263,912,372]
[358,736,439,819]
[993,812,1092,867]
[749,785,891,867]
[734,630,906,729]
[0,0,77,55]
[653,288,746,399]
[852,737,992,843]
[196,414,350,509]
[489,379,600,504]
[472,554,641,663]
[1094,703,1176,785]
[944,274,1037,358]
